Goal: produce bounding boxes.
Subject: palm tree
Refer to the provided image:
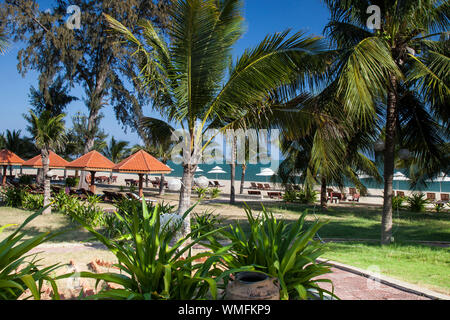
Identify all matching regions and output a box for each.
[25,110,66,214]
[104,0,327,227]
[324,0,449,244]
[103,137,129,180]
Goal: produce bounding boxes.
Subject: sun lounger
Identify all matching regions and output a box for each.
[257,183,265,190]
[396,191,405,197]
[264,184,272,190]
[250,182,258,189]
[440,194,449,203]
[127,192,156,204]
[248,190,261,196]
[426,193,436,202]
[267,191,283,199]
[214,181,224,187]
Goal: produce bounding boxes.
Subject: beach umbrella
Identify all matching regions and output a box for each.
[256,167,276,182]
[66,150,115,193]
[195,167,203,172]
[426,172,450,193]
[113,150,171,197]
[357,171,371,179]
[23,151,70,181]
[393,172,410,191]
[0,149,25,186]
[208,166,226,180]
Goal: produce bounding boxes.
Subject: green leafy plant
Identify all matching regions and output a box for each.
[65,177,79,188]
[0,208,61,300]
[64,201,231,300]
[18,175,34,185]
[1,187,27,208]
[206,204,336,300]
[209,188,221,199]
[392,195,406,210]
[434,202,446,213]
[283,190,298,202]
[22,192,44,211]
[195,187,208,199]
[407,193,430,212]
[191,210,224,239]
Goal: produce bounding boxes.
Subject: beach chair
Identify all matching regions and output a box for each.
[268,192,282,199]
[440,194,449,203]
[208,181,215,188]
[426,193,436,202]
[214,181,224,188]
[396,191,405,197]
[250,182,258,190]
[348,194,360,202]
[264,184,272,190]
[257,183,265,190]
[248,190,261,196]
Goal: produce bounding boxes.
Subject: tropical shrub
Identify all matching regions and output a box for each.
[392,195,406,210]
[0,208,60,300]
[407,193,430,212]
[434,202,446,213]
[65,201,230,300]
[209,188,221,199]
[65,177,79,188]
[22,192,44,211]
[283,188,317,204]
[206,204,336,300]
[195,187,208,199]
[283,190,298,202]
[1,186,26,208]
[18,175,34,185]
[191,210,224,239]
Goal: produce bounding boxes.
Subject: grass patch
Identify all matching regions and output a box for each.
[322,242,450,295]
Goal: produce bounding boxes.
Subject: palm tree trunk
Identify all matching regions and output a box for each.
[159,173,165,195]
[229,137,237,204]
[381,75,398,245]
[178,163,195,235]
[320,177,327,210]
[41,148,51,214]
[239,163,247,194]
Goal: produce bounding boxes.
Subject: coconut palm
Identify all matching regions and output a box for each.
[25,110,66,214]
[103,136,130,180]
[104,0,327,228]
[323,0,449,244]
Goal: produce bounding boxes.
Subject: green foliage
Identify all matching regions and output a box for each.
[195,187,208,199]
[65,177,79,188]
[392,195,407,210]
[22,193,44,211]
[63,201,228,300]
[209,188,221,199]
[191,211,224,239]
[283,188,318,204]
[407,193,430,212]
[206,204,336,300]
[18,175,34,185]
[434,202,446,213]
[0,187,27,208]
[0,208,61,300]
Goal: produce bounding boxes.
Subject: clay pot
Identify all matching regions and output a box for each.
[225,272,280,300]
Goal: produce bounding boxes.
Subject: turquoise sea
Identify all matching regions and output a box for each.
[164,161,450,193]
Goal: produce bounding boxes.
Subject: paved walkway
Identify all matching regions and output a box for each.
[30,242,442,300]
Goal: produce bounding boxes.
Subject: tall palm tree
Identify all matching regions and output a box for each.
[25,110,66,214]
[324,0,449,244]
[103,136,129,180]
[104,0,327,227]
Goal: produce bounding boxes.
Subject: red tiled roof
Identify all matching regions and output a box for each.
[66,150,115,172]
[23,151,70,168]
[113,150,171,174]
[0,149,25,166]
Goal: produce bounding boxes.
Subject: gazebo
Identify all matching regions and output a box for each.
[66,150,115,193]
[23,151,70,178]
[0,149,25,186]
[113,150,171,197]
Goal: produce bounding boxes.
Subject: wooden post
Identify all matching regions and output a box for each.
[138,173,144,197]
[90,171,96,193]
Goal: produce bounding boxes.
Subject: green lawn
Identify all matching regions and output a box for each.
[323,242,450,295]
[223,202,450,295]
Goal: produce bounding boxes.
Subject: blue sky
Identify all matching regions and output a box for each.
[0,0,330,146]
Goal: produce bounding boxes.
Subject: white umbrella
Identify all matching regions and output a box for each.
[256,168,276,182]
[357,171,371,179]
[393,172,410,190]
[195,167,203,172]
[426,172,450,193]
[208,166,226,180]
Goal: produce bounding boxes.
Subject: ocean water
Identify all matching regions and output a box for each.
[165,161,450,193]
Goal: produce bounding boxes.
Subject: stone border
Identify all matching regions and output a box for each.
[317,258,450,300]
